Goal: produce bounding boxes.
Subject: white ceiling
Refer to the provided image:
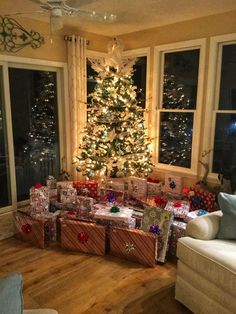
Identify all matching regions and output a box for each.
[1,0,236,36]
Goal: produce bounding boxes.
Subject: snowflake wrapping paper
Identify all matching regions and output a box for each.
[60,188,77,204]
[93,204,133,224]
[73,181,98,198]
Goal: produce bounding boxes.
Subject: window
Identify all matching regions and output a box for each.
[0,57,67,210]
[153,39,206,175]
[205,35,236,179]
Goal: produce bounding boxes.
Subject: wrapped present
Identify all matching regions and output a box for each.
[190,186,216,212]
[184,209,208,223]
[73,181,98,198]
[142,205,173,263]
[147,181,164,197]
[164,200,190,219]
[107,178,129,192]
[110,227,157,267]
[46,175,57,189]
[30,185,49,212]
[60,188,77,204]
[168,220,187,256]
[31,211,60,242]
[77,196,94,219]
[60,219,106,256]
[93,204,133,224]
[56,181,73,191]
[106,189,125,205]
[49,189,58,204]
[13,211,45,248]
[165,174,183,194]
[128,176,147,201]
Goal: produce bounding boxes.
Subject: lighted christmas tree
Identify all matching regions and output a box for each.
[75,39,153,179]
[159,74,193,168]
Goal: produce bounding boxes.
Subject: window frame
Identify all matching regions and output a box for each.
[152,39,206,177]
[0,55,69,213]
[203,33,236,183]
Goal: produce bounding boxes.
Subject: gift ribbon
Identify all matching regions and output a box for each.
[78,232,89,244]
[21,223,32,234]
[149,224,161,235]
[173,201,181,207]
[110,205,120,213]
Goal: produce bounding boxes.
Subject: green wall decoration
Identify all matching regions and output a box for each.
[0,16,44,52]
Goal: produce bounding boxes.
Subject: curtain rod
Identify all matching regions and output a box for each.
[64,35,89,45]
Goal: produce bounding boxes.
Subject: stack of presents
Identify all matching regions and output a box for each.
[14,174,217,267]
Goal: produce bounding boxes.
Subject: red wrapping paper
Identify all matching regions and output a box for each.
[73,181,98,198]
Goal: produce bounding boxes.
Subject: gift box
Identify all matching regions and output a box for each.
[60,219,106,256]
[110,227,157,267]
[46,175,57,189]
[57,181,73,191]
[60,188,77,204]
[168,220,187,256]
[73,181,98,198]
[147,181,164,197]
[164,200,190,219]
[142,205,173,263]
[49,189,58,203]
[183,209,208,223]
[31,211,60,242]
[93,204,133,224]
[128,176,147,201]
[30,185,49,212]
[190,186,216,212]
[165,174,183,194]
[106,189,125,205]
[77,196,94,219]
[107,179,129,192]
[13,211,45,248]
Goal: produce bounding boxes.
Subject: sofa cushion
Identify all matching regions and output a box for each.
[217,192,236,239]
[0,273,23,314]
[177,236,236,296]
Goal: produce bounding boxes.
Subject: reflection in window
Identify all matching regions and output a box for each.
[87,60,97,106]
[132,56,147,108]
[9,68,60,201]
[159,112,193,168]
[163,49,199,109]
[219,44,236,110]
[213,113,236,173]
[0,68,11,207]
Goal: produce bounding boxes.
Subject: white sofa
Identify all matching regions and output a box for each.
[175,211,236,314]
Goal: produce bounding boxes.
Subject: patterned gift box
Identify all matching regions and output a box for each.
[46,176,57,189]
[106,189,125,205]
[49,189,58,204]
[60,219,106,256]
[77,196,94,219]
[107,179,129,192]
[190,186,216,212]
[110,227,157,267]
[60,188,77,204]
[73,181,98,198]
[147,181,164,197]
[30,186,49,212]
[56,181,74,190]
[128,176,147,201]
[142,205,173,263]
[164,200,190,219]
[164,174,183,194]
[183,209,207,223]
[14,211,45,248]
[168,220,187,256]
[31,211,60,242]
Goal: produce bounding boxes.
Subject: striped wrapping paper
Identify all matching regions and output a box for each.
[60,219,106,256]
[13,212,45,248]
[110,227,157,267]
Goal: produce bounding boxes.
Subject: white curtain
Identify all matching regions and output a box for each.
[67,35,87,179]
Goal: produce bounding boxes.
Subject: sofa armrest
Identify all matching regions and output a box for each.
[186,210,222,240]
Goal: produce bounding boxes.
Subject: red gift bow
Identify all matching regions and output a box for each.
[173,201,182,207]
[154,195,166,206]
[21,223,32,234]
[182,187,190,196]
[34,183,42,188]
[78,231,89,244]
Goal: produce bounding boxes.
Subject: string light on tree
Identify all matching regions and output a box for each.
[75,38,154,179]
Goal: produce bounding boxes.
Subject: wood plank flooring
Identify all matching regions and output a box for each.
[0,237,191,314]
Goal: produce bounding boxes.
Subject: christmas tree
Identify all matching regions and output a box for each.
[75,39,153,179]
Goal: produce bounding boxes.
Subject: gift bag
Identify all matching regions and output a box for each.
[142,205,173,263]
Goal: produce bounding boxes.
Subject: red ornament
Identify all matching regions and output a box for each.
[78,231,89,244]
[21,223,32,234]
[34,183,42,189]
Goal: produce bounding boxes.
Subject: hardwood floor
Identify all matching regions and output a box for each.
[0,237,191,314]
